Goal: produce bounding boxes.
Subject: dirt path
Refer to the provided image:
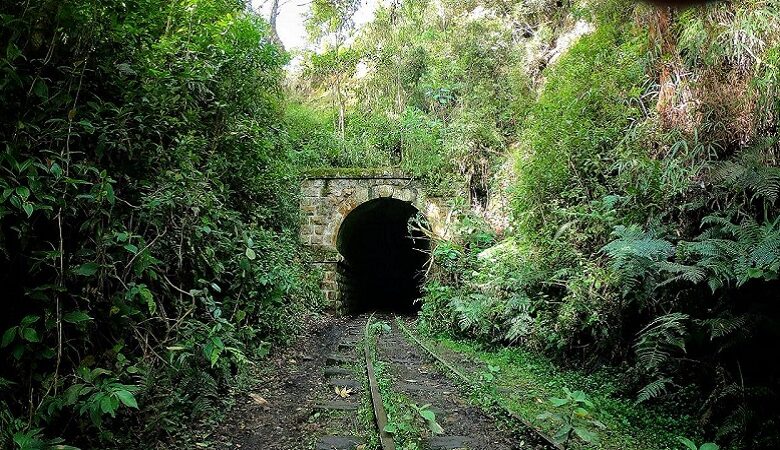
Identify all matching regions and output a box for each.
[214,313,353,449]
[213,314,550,450]
[376,318,549,450]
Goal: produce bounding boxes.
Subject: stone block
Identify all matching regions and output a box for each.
[299,224,314,236]
[376,184,394,198]
[312,214,328,226]
[301,179,324,197]
[395,188,417,203]
[300,197,317,208]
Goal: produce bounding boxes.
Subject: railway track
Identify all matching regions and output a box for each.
[313,314,560,450]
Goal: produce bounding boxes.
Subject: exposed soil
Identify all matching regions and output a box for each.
[213,313,353,449]
[212,314,551,450]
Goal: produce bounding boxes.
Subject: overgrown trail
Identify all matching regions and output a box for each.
[215,314,358,449]
[374,318,552,450]
[215,314,553,450]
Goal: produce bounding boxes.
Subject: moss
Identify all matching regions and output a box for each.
[433,335,698,450]
[302,166,410,178]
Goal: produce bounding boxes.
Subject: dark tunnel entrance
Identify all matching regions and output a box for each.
[337,198,430,314]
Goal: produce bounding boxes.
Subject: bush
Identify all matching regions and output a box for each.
[0,1,320,447]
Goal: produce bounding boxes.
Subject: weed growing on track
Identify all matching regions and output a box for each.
[432,335,698,450]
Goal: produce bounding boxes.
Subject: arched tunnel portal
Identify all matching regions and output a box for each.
[336,198,430,313]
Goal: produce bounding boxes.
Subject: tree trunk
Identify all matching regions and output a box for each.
[268,0,284,50]
[336,75,346,138]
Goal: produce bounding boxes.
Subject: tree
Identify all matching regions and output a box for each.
[305,0,362,136]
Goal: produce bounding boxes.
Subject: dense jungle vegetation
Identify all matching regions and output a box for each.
[0,1,321,448]
[2,0,780,449]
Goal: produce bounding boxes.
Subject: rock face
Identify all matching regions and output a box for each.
[300,171,450,309]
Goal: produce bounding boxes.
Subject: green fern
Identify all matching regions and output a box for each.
[601,225,674,290]
[636,377,675,404]
[711,141,780,203]
[634,313,689,374]
[702,314,751,340]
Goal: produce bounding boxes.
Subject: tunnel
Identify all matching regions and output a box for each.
[336,198,430,313]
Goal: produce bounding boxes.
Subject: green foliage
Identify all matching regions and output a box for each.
[537,388,607,444]
[412,403,444,435]
[678,437,719,450]
[438,335,694,450]
[513,19,645,234]
[0,0,320,448]
[413,0,780,448]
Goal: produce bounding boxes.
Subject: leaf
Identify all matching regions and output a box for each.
[419,409,436,422]
[100,394,119,416]
[32,78,48,99]
[20,315,39,326]
[50,162,62,177]
[573,426,597,443]
[74,262,99,276]
[245,248,257,260]
[549,397,568,407]
[1,327,16,348]
[21,327,39,343]
[553,424,572,443]
[677,437,698,450]
[22,202,33,217]
[64,383,85,405]
[335,386,353,398]
[6,42,22,61]
[115,390,138,409]
[427,419,444,435]
[137,286,155,315]
[383,423,397,434]
[63,311,92,324]
[249,393,268,406]
[570,390,593,407]
[573,407,589,417]
[536,412,554,421]
[104,182,115,204]
[15,186,30,200]
[206,337,224,367]
[699,444,719,450]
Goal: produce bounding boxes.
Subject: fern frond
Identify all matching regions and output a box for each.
[602,225,674,287]
[636,377,674,404]
[712,144,780,203]
[656,261,707,285]
[634,313,688,373]
[702,314,750,339]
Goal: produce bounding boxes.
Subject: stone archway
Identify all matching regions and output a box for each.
[299,172,450,309]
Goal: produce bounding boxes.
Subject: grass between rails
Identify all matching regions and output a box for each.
[367,319,430,450]
[357,339,381,450]
[373,360,429,450]
[428,334,698,450]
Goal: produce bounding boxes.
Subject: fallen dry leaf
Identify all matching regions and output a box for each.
[249,393,269,406]
[334,386,354,398]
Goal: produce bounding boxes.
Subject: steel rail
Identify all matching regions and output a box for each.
[364,320,397,450]
[396,319,565,450]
